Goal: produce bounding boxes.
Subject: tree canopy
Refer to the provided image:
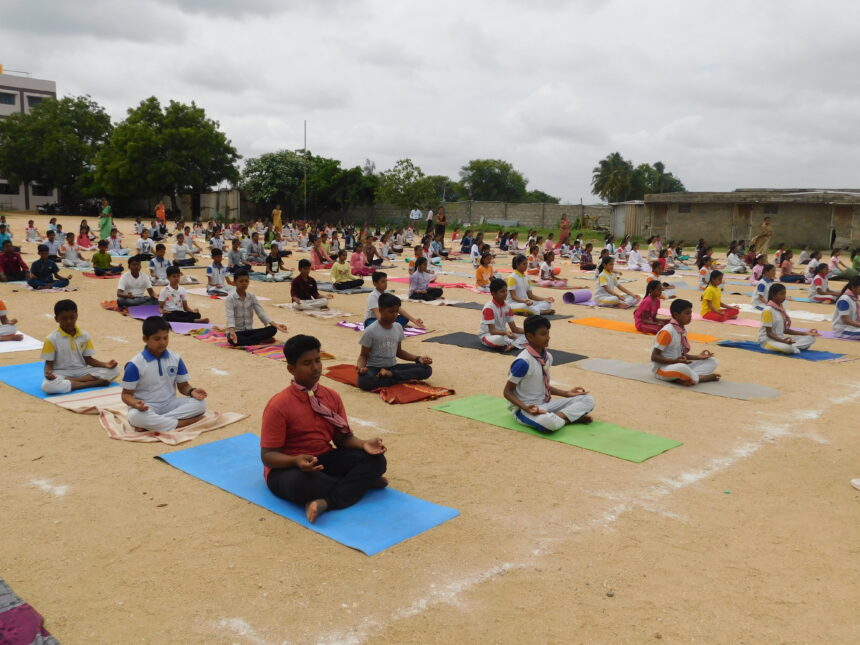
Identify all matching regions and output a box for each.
[0,95,112,200]
[375,159,436,209]
[459,158,528,202]
[96,97,239,212]
[591,152,685,202]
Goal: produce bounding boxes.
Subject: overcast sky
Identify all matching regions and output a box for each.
[2,0,859,203]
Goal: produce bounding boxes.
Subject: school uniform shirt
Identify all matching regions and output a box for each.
[726,253,746,271]
[209,237,224,250]
[45,239,62,256]
[808,275,829,299]
[700,284,723,316]
[159,284,188,312]
[480,299,514,336]
[30,258,60,282]
[751,278,773,307]
[149,256,170,280]
[224,290,271,330]
[359,321,404,368]
[207,262,228,288]
[759,306,787,343]
[470,244,482,266]
[173,243,193,261]
[595,271,619,300]
[107,237,124,253]
[59,243,84,263]
[364,289,384,320]
[698,267,710,289]
[832,294,858,335]
[507,348,553,407]
[136,238,154,255]
[42,326,95,373]
[805,258,820,280]
[652,324,685,372]
[118,272,152,297]
[247,242,265,258]
[122,348,190,408]
[227,249,245,268]
[506,271,530,302]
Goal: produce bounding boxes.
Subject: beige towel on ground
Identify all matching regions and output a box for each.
[98,408,246,444]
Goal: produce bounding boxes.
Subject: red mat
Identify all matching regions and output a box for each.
[324,363,455,404]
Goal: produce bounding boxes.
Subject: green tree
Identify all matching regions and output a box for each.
[459,159,528,202]
[591,152,638,202]
[523,189,560,204]
[96,97,239,216]
[0,95,112,200]
[375,159,435,209]
[239,149,306,213]
[423,175,466,202]
[640,160,685,194]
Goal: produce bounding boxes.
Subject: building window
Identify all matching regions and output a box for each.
[0,92,16,105]
[678,203,692,213]
[27,96,45,108]
[763,204,779,214]
[31,185,53,196]
[0,183,18,195]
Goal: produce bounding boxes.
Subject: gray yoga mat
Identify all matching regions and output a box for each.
[422,331,587,365]
[575,358,780,400]
[448,301,572,320]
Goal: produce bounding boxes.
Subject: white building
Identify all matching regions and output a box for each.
[0,67,58,210]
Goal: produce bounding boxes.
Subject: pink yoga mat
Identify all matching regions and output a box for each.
[657,308,760,328]
[126,304,214,334]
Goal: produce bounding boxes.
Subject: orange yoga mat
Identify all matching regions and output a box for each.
[568,317,719,343]
[324,364,455,405]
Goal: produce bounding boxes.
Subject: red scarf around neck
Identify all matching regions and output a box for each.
[292,381,351,435]
[766,299,791,330]
[670,320,691,354]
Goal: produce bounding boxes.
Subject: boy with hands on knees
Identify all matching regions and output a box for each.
[652,299,720,386]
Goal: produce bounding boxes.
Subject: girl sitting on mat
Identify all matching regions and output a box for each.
[804,251,823,283]
[626,242,650,271]
[652,299,719,386]
[634,280,671,334]
[409,257,443,301]
[579,243,596,271]
[701,270,739,322]
[832,276,860,340]
[475,252,495,293]
[595,257,639,309]
[808,263,840,304]
[646,261,676,299]
[526,244,541,275]
[503,314,595,432]
[507,254,555,315]
[725,242,748,274]
[759,283,818,355]
[539,251,567,288]
[748,253,767,283]
[656,248,675,276]
[780,251,805,283]
[751,263,776,310]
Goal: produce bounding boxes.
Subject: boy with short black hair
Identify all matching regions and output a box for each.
[28,244,72,290]
[92,239,123,276]
[117,255,157,307]
[651,299,720,385]
[480,278,525,351]
[121,315,208,432]
[44,230,62,261]
[356,292,433,390]
[290,258,330,308]
[135,227,154,260]
[364,271,423,329]
[503,315,594,432]
[107,228,129,256]
[265,244,292,282]
[159,266,209,323]
[227,237,251,274]
[41,299,119,394]
[262,334,387,523]
[60,232,91,268]
[0,239,29,282]
[149,243,171,286]
[172,233,197,266]
[206,248,234,296]
[225,269,289,346]
[330,248,365,291]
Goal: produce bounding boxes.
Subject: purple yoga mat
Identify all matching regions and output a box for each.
[563,289,595,305]
[126,305,213,334]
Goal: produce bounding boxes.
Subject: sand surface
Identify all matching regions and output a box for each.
[1,213,858,644]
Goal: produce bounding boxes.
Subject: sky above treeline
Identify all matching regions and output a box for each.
[2,0,858,203]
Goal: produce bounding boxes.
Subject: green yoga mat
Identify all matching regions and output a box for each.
[431,394,681,462]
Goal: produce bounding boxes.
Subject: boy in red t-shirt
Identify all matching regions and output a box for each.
[261,334,387,523]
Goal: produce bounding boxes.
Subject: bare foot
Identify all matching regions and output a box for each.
[575,414,594,424]
[544,309,556,315]
[502,344,513,352]
[371,476,389,489]
[700,374,721,382]
[305,498,328,523]
[378,368,393,378]
[0,334,24,342]
[196,318,210,323]
[176,414,205,428]
[677,379,696,387]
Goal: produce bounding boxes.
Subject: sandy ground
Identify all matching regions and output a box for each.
[1,212,858,644]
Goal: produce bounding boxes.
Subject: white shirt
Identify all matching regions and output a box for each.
[150,256,171,280]
[595,271,619,299]
[136,238,154,254]
[409,208,422,220]
[809,275,829,299]
[751,278,773,308]
[507,348,552,407]
[158,284,188,312]
[45,238,62,255]
[118,271,153,297]
[41,326,95,375]
[506,272,530,301]
[759,306,786,343]
[833,294,858,334]
[107,237,124,253]
[480,299,513,336]
[652,323,685,372]
[207,262,228,288]
[365,289,383,321]
[122,348,190,408]
[173,243,192,260]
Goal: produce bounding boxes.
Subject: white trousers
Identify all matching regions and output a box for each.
[513,395,596,432]
[295,298,329,310]
[596,294,637,307]
[41,365,120,394]
[760,335,815,354]
[265,271,291,282]
[127,396,207,432]
[655,358,717,385]
[511,300,552,315]
[62,259,91,268]
[480,333,526,350]
[0,323,18,336]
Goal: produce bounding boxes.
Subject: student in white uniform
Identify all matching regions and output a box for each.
[832,277,860,340]
[121,316,208,433]
[807,264,840,304]
[751,264,776,310]
[626,242,650,271]
[651,299,719,386]
[506,254,554,315]
[172,233,198,267]
[725,243,748,273]
[594,257,639,308]
[59,232,91,268]
[759,283,817,354]
[503,315,595,432]
[480,278,526,351]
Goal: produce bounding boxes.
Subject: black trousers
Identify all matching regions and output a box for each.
[2,270,28,281]
[227,326,275,346]
[163,310,202,322]
[409,288,443,301]
[358,363,432,390]
[267,448,387,510]
[334,279,364,290]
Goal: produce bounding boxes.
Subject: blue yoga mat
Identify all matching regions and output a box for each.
[716,340,847,362]
[156,433,460,555]
[0,360,120,399]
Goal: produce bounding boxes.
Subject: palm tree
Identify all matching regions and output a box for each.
[591,152,636,202]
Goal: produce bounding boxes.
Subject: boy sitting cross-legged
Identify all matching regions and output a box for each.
[117,255,157,307]
[121,315,208,432]
[261,334,388,524]
[480,278,526,351]
[651,298,720,386]
[503,315,594,432]
[159,266,209,323]
[364,271,423,329]
[356,292,433,391]
[41,299,120,394]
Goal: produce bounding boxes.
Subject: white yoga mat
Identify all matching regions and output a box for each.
[0,333,43,353]
[736,303,831,322]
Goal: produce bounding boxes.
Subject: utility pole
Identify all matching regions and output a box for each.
[303,120,307,220]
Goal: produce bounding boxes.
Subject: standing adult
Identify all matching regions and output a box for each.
[557,213,571,248]
[154,201,167,226]
[434,206,448,241]
[272,204,283,232]
[98,198,113,241]
[425,207,435,236]
[409,205,422,228]
[750,216,774,257]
